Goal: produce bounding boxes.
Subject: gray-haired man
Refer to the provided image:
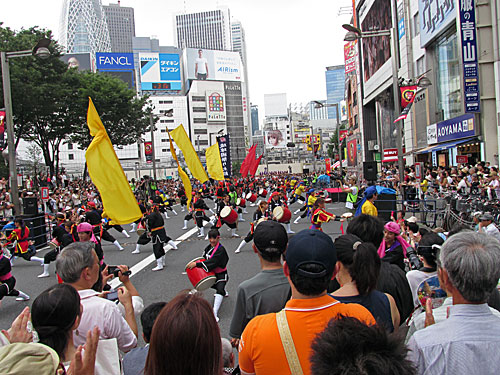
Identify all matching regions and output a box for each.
[56,242,137,352]
[407,232,500,374]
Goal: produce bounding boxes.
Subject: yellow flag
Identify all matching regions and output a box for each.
[85,98,142,225]
[205,143,225,181]
[170,125,209,183]
[168,133,192,208]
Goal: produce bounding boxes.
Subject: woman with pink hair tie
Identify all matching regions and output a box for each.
[377,222,411,271]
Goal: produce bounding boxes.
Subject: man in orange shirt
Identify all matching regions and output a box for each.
[238,229,375,375]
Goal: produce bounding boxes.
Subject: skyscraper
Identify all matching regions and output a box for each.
[325,65,345,121]
[59,0,111,56]
[103,2,135,53]
[174,7,232,51]
[231,20,247,66]
[251,104,259,135]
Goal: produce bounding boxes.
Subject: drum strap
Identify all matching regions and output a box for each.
[276,310,303,375]
[208,243,227,273]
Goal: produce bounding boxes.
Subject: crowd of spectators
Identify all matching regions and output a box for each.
[0,209,499,374]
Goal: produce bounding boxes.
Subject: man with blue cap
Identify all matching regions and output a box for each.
[355,186,378,217]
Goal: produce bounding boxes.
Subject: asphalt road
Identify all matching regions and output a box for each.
[0,199,348,342]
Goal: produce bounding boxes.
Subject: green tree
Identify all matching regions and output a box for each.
[68,71,152,150]
[0,24,152,176]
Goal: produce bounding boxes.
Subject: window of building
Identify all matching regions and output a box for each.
[194,128,207,134]
[160,129,166,133]
[192,96,205,102]
[193,107,206,112]
[161,139,167,143]
[193,118,207,123]
[162,149,167,153]
[435,30,461,121]
[413,12,420,37]
[67,143,73,150]
[197,140,209,146]
[416,56,425,77]
[68,154,74,160]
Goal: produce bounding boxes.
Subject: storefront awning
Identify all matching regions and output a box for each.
[416,137,477,154]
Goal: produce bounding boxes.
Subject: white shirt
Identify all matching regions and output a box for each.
[75,289,137,352]
[406,297,500,341]
[483,222,500,242]
[195,57,208,74]
[406,270,437,308]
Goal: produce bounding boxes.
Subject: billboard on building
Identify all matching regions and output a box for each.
[344,41,358,74]
[418,0,456,48]
[265,130,286,149]
[264,93,288,117]
[96,53,134,70]
[139,53,182,91]
[184,48,243,82]
[347,138,357,166]
[206,91,226,122]
[360,0,392,82]
[60,53,92,71]
[96,53,135,90]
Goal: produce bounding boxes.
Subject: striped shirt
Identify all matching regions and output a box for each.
[407,303,500,375]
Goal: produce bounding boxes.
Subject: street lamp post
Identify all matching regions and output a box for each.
[342,22,431,185]
[1,39,51,215]
[149,112,157,181]
[342,22,403,183]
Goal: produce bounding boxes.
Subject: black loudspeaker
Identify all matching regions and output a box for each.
[23,197,38,216]
[374,194,397,222]
[23,215,47,249]
[363,161,378,181]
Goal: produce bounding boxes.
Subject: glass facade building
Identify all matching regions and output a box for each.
[59,0,111,56]
[325,65,345,121]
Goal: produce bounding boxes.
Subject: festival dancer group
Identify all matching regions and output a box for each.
[0,173,338,313]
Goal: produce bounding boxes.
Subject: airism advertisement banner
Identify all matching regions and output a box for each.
[184,48,243,82]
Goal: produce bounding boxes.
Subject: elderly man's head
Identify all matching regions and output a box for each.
[55,242,100,288]
[439,232,500,303]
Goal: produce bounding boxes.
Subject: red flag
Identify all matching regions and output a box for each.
[249,154,263,177]
[240,145,257,177]
[394,85,418,123]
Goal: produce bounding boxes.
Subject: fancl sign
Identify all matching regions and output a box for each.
[96,53,134,70]
[436,113,475,143]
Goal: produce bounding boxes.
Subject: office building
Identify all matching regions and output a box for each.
[174,7,232,51]
[187,80,246,167]
[231,20,247,65]
[325,65,345,121]
[132,37,184,96]
[103,2,135,53]
[251,104,259,135]
[59,0,111,56]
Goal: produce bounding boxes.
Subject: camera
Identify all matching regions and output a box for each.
[107,265,132,278]
[406,248,422,270]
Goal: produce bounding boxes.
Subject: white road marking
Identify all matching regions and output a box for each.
[109,216,214,289]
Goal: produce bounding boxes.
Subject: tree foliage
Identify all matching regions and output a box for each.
[0,24,152,175]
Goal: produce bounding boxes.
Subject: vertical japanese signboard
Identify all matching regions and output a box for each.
[217,135,232,178]
[459,0,480,112]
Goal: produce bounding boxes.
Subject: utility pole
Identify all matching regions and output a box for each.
[1,52,20,215]
[149,112,157,181]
